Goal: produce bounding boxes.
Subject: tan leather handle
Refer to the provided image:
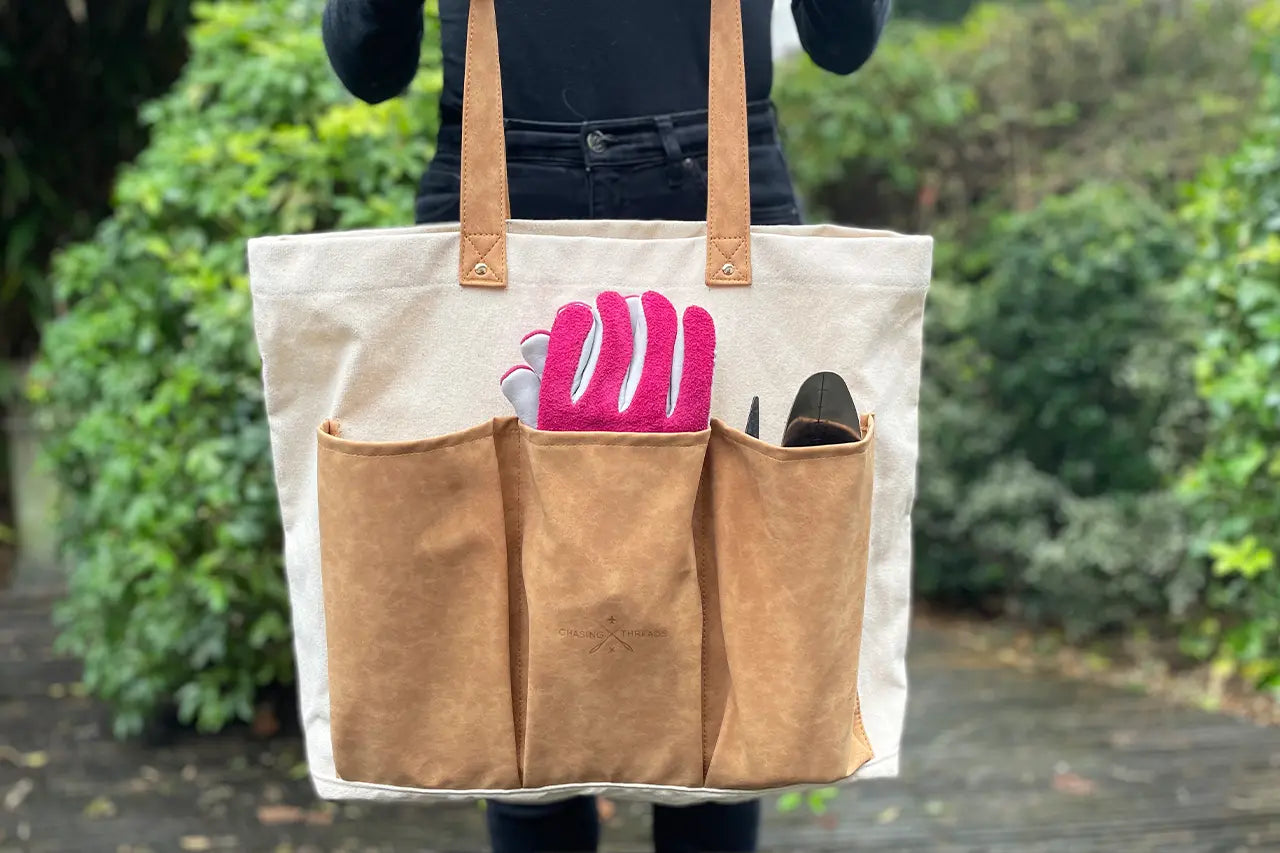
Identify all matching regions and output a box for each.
[458,0,752,288]
[458,0,510,287]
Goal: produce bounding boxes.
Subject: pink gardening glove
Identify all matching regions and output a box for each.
[500,291,716,433]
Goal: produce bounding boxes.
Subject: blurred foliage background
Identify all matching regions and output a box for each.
[5,0,1278,735]
[1,0,193,363]
[0,0,196,588]
[23,0,443,735]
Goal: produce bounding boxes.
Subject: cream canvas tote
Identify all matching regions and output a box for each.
[247,0,932,804]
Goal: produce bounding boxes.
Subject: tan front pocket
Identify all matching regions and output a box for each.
[518,429,708,788]
[316,420,521,789]
[702,417,876,789]
[314,414,875,792]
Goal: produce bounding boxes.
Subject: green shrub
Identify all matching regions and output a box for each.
[969,185,1200,497]
[1,0,195,362]
[29,0,443,736]
[1177,1,1280,693]
[959,463,1200,636]
[1,1,197,553]
[914,185,1205,635]
[775,0,1259,245]
[894,0,978,22]
[777,0,1272,646]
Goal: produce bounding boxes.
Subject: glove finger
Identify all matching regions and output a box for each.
[579,291,633,410]
[669,305,716,429]
[618,295,646,411]
[572,305,602,402]
[520,330,550,376]
[500,364,541,427]
[630,291,676,421]
[540,301,595,411]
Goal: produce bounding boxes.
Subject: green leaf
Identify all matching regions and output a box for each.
[776,792,803,813]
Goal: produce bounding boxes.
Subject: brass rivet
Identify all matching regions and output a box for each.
[721,263,735,277]
[473,262,489,276]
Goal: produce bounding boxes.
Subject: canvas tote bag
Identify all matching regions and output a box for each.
[247,0,932,805]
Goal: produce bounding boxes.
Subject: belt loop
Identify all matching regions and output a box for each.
[655,115,686,188]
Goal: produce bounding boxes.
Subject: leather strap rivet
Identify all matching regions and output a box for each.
[721,263,735,277]
[473,262,489,277]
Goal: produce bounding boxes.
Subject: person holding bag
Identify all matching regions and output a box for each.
[323,0,890,229]
[318,2,892,851]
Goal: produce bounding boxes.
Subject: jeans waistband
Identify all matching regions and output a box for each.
[434,99,781,168]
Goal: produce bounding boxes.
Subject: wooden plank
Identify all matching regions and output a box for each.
[1,590,1276,852]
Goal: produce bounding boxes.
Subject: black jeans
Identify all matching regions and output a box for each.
[484,797,760,853]
[418,101,788,853]
[416,99,802,227]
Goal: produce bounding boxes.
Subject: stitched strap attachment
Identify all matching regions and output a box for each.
[703,0,752,287]
[457,0,753,288]
[458,0,509,287]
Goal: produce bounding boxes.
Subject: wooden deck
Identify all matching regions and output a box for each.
[2,589,1277,852]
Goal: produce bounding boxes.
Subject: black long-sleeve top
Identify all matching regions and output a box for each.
[322,0,891,122]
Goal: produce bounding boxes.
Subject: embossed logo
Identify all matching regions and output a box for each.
[558,615,670,654]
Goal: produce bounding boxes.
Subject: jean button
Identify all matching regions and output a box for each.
[586,130,608,153]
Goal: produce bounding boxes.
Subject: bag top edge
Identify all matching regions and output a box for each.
[246,220,933,247]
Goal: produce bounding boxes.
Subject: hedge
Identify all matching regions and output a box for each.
[1176,1,1280,691]
[912,185,1205,633]
[29,0,444,736]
